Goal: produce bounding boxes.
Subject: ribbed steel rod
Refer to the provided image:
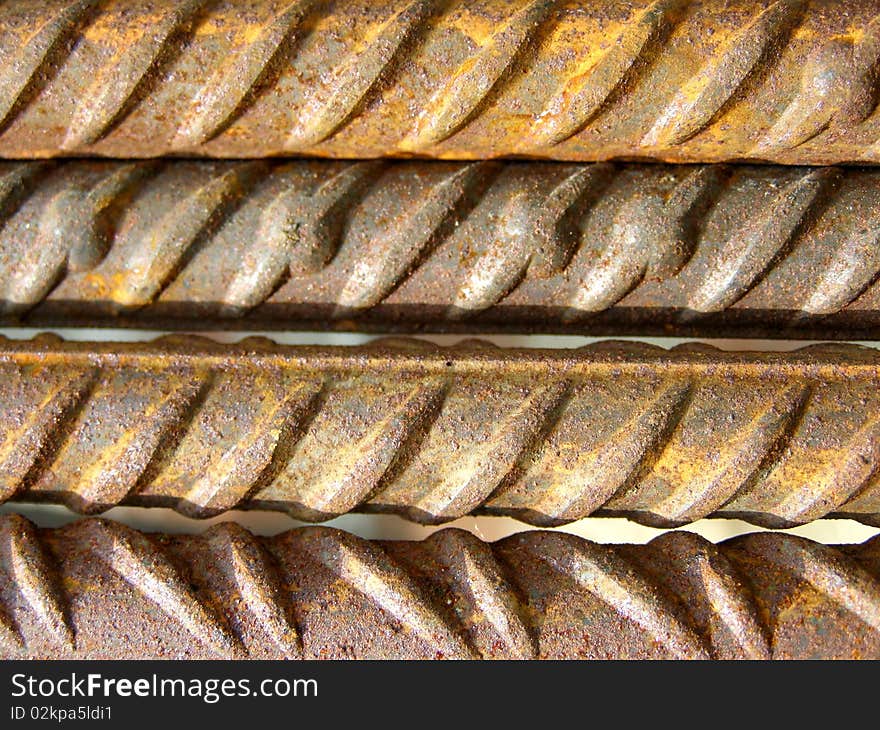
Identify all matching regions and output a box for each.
[1,160,879,339]
[2,516,880,659]
[1,335,879,528]
[2,0,880,164]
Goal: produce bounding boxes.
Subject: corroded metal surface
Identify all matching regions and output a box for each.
[4,515,880,659]
[2,335,880,528]
[2,0,880,164]
[1,160,880,338]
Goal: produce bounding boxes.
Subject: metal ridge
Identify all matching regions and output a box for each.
[0,335,879,528]
[0,160,879,338]
[1,0,880,164]
[3,515,880,659]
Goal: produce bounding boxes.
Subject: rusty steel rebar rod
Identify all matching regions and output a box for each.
[1,160,880,338]
[3,515,880,659]
[2,0,880,164]
[1,334,880,528]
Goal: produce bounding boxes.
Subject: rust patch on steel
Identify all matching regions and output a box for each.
[4,515,880,659]
[0,160,878,338]
[0,335,879,528]
[1,0,880,164]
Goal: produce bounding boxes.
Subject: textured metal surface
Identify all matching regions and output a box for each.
[2,335,880,528]
[2,0,880,164]
[4,515,880,659]
[2,159,880,338]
